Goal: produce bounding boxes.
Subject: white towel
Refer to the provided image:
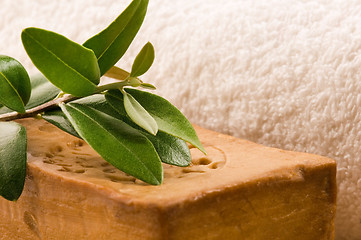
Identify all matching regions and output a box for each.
[1,0,360,239]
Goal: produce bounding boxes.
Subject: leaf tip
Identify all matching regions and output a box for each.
[140,82,156,90]
[150,128,158,136]
[193,142,207,155]
[151,172,163,185]
[197,139,207,154]
[130,41,155,77]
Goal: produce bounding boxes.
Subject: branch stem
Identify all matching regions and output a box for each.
[0,81,132,122]
[0,94,77,122]
[94,80,129,93]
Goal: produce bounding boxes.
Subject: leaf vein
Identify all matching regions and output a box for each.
[0,71,24,105]
[67,104,158,180]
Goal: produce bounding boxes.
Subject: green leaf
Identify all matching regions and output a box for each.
[140,82,156,90]
[106,89,206,153]
[142,131,191,166]
[0,121,27,201]
[0,55,31,113]
[73,94,128,121]
[60,102,162,185]
[74,95,190,166]
[130,42,155,77]
[42,93,128,143]
[83,0,149,75]
[43,95,118,139]
[42,109,81,139]
[0,74,60,114]
[25,74,60,109]
[104,66,147,88]
[21,27,100,97]
[104,66,130,81]
[123,90,158,135]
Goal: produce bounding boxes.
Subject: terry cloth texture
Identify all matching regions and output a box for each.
[1,0,360,239]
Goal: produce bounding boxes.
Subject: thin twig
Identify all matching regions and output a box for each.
[0,94,77,121]
[0,81,134,122]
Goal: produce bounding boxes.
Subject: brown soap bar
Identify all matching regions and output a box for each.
[0,119,336,240]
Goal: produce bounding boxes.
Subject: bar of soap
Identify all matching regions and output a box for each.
[0,119,336,240]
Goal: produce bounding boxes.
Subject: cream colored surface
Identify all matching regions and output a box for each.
[0,119,336,239]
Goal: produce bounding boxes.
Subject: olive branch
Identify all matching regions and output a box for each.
[0,0,205,201]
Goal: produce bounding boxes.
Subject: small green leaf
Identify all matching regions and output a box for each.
[106,89,205,153]
[22,27,100,97]
[104,66,130,81]
[130,42,155,77]
[0,121,27,201]
[42,109,81,138]
[25,74,60,109]
[140,82,156,90]
[83,0,149,75]
[60,102,162,185]
[104,66,146,87]
[123,90,158,135]
[0,55,31,113]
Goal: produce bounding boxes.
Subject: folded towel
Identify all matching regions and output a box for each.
[1,0,360,239]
